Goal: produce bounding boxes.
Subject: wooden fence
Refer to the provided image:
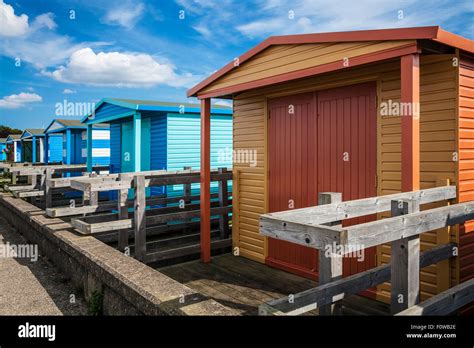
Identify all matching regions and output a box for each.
[258,186,474,316]
[45,167,232,264]
[3,164,109,206]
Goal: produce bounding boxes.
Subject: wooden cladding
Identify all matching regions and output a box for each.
[232,53,459,302]
[458,52,474,295]
[201,40,416,95]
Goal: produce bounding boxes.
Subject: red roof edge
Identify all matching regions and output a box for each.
[435,28,474,54]
[187,26,473,97]
[187,37,274,97]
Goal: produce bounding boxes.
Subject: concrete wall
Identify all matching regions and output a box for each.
[0,193,237,316]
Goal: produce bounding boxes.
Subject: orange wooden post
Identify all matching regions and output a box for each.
[401,54,420,192]
[200,98,211,263]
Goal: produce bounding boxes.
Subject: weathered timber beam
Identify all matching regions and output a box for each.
[14,190,44,198]
[47,176,90,188]
[146,172,232,186]
[70,178,129,192]
[71,218,133,234]
[46,205,101,217]
[6,184,36,191]
[396,278,474,316]
[146,206,232,225]
[344,202,474,249]
[259,243,457,316]
[262,186,456,225]
[144,238,232,263]
[260,216,343,250]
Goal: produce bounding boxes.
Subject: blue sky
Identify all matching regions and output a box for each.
[0,0,473,129]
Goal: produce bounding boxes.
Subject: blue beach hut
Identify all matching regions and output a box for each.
[6,134,22,162]
[0,138,7,161]
[44,119,110,166]
[20,128,45,163]
[82,98,233,196]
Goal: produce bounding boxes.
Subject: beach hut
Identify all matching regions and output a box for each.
[0,138,6,161]
[188,26,474,303]
[44,119,110,166]
[81,99,233,183]
[20,129,45,163]
[5,134,22,162]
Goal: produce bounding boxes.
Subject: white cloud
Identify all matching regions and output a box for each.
[213,100,233,107]
[176,0,224,14]
[43,48,198,88]
[103,1,145,29]
[2,35,106,69]
[192,24,212,38]
[237,0,474,38]
[0,0,28,37]
[0,92,42,109]
[0,2,57,38]
[0,2,103,69]
[62,88,76,94]
[175,0,473,43]
[31,13,57,31]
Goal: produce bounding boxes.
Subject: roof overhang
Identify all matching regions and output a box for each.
[20,129,45,140]
[82,98,232,124]
[45,119,86,134]
[188,26,473,99]
[5,135,21,143]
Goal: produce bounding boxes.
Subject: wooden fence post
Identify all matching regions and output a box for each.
[88,172,98,206]
[134,175,146,262]
[390,198,420,314]
[117,173,129,252]
[29,173,38,205]
[40,171,47,208]
[436,179,451,293]
[218,167,230,239]
[183,166,192,228]
[318,192,342,315]
[45,168,53,209]
[232,169,240,255]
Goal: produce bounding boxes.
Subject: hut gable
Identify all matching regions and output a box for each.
[199,40,415,96]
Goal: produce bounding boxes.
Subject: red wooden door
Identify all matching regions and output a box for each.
[267,92,319,279]
[267,82,378,285]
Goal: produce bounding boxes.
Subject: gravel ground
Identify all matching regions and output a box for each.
[0,214,87,315]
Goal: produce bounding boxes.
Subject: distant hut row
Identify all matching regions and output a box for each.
[1,99,233,176]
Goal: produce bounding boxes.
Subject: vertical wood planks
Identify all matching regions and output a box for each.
[89,172,98,206]
[86,124,93,172]
[183,166,192,228]
[134,175,146,261]
[200,98,211,263]
[218,167,230,239]
[318,192,342,315]
[117,173,130,252]
[133,112,142,172]
[45,167,53,209]
[390,199,420,314]
[401,54,420,192]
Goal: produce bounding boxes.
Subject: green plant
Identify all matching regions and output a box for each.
[88,290,103,316]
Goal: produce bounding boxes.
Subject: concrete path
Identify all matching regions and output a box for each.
[0,214,87,315]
